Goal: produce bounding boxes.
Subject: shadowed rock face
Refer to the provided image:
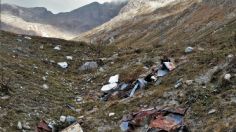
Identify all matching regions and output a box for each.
[0,2,127,39]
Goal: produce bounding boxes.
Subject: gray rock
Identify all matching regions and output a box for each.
[185,47,194,53]
[17,121,22,130]
[79,61,98,71]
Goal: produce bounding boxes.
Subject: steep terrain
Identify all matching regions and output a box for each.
[0,0,236,131]
[0,2,127,39]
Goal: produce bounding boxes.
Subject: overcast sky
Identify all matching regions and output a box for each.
[1,0,125,13]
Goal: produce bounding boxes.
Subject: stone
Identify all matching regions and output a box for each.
[185,80,193,85]
[42,84,49,89]
[60,115,66,122]
[224,74,231,81]
[54,45,61,50]
[17,121,22,130]
[79,61,98,71]
[66,56,73,60]
[23,122,31,130]
[24,36,32,40]
[109,112,115,117]
[208,109,216,114]
[185,47,194,53]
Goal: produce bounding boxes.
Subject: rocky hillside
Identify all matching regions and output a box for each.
[75,0,236,45]
[0,0,236,131]
[0,2,127,39]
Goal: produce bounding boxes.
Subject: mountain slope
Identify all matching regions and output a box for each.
[74,0,236,46]
[0,2,127,39]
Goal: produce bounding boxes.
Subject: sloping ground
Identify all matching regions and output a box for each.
[75,0,236,47]
[0,15,236,132]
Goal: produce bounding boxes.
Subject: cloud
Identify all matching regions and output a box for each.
[1,0,127,13]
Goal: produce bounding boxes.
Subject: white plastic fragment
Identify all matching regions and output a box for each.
[57,62,68,69]
[101,83,118,92]
[108,74,119,83]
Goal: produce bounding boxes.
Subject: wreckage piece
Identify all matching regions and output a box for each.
[61,122,83,132]
[36,120,52,132]
[108,74,119,83]
[101,83,118,92]
[129,79,147,97]
[163,62,176,71]
[120,108,187,132]
[149,108,187,132]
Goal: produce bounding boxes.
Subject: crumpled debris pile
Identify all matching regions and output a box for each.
[100,58,176,101]
[120,107,188,132]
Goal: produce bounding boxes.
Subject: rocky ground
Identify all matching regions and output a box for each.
[0,13,236,131]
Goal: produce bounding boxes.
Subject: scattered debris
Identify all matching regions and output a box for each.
[57,62,68,69]
[101,83,118,92]
[120,107,188,132]
[108,74,119,83]
[79,61,98,71]
[208,109,217,114]
[61,122,83,132]
[54,45,61,50]
[185,47,194,53]
[130,78,147,97]
[36,120,52,132]
[175,78,183,88]
[66,56,73,60]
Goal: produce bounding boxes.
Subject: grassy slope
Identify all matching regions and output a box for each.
[0,2,236,132]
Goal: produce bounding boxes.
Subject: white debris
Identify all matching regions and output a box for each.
[208,109,216,114]
[42,84,49,89]
[42,76,47,81]
[227,54,234,58]
[24,36,32,40]
[17,39,22,42]
[109,113,115,117]
[40,45,44,49]
[54,45,61,50]
[57,62,68,69]
[17,121,22,130]
[224,74,231,81]
[66,56,73,60]
[101,83,118,92]
[60,116,66,122]
[185,47,194,53]
[108,74,119,83]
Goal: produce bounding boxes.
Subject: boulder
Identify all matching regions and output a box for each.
[79,61,98,71]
